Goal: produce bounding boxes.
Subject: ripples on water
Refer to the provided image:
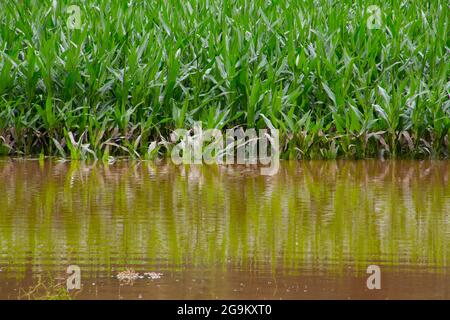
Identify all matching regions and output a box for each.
[0,159,448,299]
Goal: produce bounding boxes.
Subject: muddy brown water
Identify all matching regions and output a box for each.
[0,159,449,299]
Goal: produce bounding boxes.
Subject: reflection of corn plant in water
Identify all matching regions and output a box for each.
[0,160,448,279]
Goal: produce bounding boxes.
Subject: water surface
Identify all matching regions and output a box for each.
[0,160,449,299]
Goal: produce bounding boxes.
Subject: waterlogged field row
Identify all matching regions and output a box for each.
[0,0,448,159]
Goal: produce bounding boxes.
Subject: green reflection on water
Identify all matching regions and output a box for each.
[0,160,449,279]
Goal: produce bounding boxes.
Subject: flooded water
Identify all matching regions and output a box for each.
[0,159,449,299]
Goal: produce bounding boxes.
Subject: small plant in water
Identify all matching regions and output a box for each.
[19,275,78,300]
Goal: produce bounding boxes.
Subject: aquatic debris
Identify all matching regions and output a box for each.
[116,269,163,284]
[144,272,163,280]
[116,268,140,284]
